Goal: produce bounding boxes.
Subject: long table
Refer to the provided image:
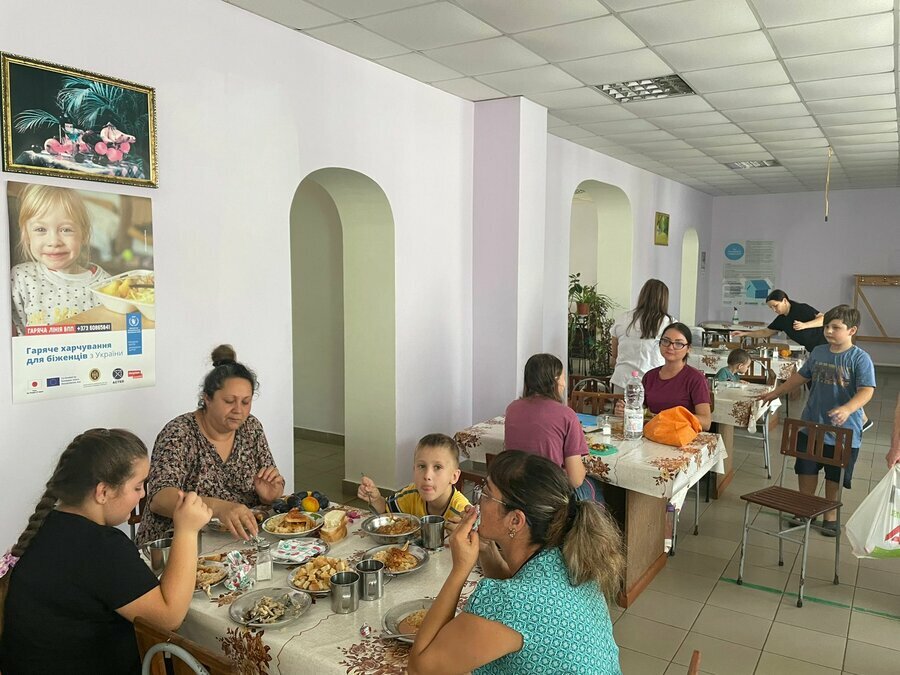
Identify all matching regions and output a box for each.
[688,346,803,382]
[177,515,481,674]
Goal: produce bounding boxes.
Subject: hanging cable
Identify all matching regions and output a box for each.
[824,146,833,222]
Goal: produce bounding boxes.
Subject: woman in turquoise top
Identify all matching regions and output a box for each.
[408,451,625,675]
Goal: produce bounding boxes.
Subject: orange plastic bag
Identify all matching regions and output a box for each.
[643,406,701,447]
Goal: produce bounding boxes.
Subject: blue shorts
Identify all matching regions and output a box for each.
[793,432,858,489]
[574,475,606,505]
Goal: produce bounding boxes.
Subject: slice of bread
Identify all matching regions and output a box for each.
[320,510,347,542]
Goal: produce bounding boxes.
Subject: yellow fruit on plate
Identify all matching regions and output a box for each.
[301,496,320,512]
[779,348,791,358]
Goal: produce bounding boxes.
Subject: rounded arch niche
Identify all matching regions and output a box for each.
[290,168,397,491]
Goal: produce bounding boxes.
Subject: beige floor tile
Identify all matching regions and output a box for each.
[856,566,900,596]
[763,622,846,669]
[706,580,783,621]
[784,573,855,606]
[859,555,900,572]
[617,647,669,675]
[847,611,900,651]
[734,543,798,571]
[625,588,704,630]
[612,614,687,661]
[675,533,739,560]
[691,604,772,649]
[723,559,790,591]
[672,632,760,675]
[851,586,900,616]
[789,554,858,586]
[745,528,801,553]
[774,595,851,637]
[665,549,730,579]
[701,504,757,526]
[755,651,841,675]
[662,663,714,675]
[645,566,718,603]
[843,639,900,675]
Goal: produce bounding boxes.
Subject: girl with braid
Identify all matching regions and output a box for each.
[0,429,212,674]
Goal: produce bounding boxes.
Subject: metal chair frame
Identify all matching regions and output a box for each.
[569,390,623,416]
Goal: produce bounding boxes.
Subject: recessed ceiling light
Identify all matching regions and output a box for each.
[724,159,782,169]
[595,74,695,103]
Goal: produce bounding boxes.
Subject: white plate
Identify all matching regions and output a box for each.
[194,560,227,593]
[382,599,434,644]
[362,544,430,576]
[262,512,323,539]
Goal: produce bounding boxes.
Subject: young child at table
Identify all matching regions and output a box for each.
[9,183,110,335]
[759,305,876,537]
[716,348,751,383]
[358,433,470,523]
[0,428,212,674]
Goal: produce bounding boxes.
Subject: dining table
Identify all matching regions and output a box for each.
[176,514,482,675]
[688,345,803,382]
[454,416,727,606]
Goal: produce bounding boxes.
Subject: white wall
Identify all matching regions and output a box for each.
[0,0,474,545]
[709,188,900,365]
[569,199,599,287]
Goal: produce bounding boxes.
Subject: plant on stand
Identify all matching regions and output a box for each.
[568,274,618,378]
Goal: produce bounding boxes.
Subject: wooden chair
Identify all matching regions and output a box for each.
[456,465,486,501]
[571,376,610,394]
[569,391,623,416]
[688,650,702,675]
[737,419,853,607]
[744,356,775,386]
[135,616,238,675]
[129,480,149,541]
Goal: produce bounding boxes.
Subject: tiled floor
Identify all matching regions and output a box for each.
[295,368,900,674]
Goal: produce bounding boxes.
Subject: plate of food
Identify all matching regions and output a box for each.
[272,538,330,566]
[89,270,155,319]
[588,442,618,457]
[195,560,227,593]
[228,588,311,628]
[382,599,434,644]
[262,509,324,538]
[287,556,350,596]
[363,542,429,576]
[360,513,421,545]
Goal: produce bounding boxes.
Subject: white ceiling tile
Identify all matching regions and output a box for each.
[580,119,661,134]
[556,49,671,85]
[358,2,500,50]
[553,105,638,124]
[627,139,694,151]
[677,123,746,137]
[424,37,545,76]
[706,84,800,110]
[454,0,607,33]
[683,61,789,94]
[805,94,896,114]
[550,125,596,140]
[739,116,818,132]
[763,138,829,149]
[305,22,409,58]
[839,150,898,160]
[829,133,899,145]
[430,77,505,100]
[705,143,767,154]
[784,47,894,83]
[817,109,896,126]
[625,96,714,117]
[825,121,898,137]
[750,0,893,27]
[620,0,759,45]
[708,150,773,161]
[751,128,824,142]
[656,31,776,71]
[578,137,630,150]
[651,112,731,128]
[690,134,758,147]
[477,65,583,95]
[768,13,893,58]
[796,73,895,102]
[230,0,342,28]
[305,0,431,19]
[376,53,461,82]
[772,147,834,158]
[602,129,677,143]
[726,103,810,121]
[514,16,644,62]
[547,114,568,128]
[527,87,612,108]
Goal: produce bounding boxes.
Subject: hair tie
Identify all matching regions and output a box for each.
[0,551,20,578]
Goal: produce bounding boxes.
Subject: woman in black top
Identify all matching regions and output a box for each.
[731,289,826,351]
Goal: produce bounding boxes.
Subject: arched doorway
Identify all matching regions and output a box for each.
[679,228,700,326]
[290,168,396,495]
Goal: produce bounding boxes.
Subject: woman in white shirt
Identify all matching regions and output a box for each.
[610,279,674,392]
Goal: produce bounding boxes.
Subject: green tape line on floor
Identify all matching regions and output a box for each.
[719,577,900,621]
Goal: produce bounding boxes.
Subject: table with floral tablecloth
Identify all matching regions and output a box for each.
[177,511,482,674]
[711,381,781,432]
[688,346,804,381]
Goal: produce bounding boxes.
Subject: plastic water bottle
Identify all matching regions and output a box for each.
[732,306,740,324]
[624,370,644,440]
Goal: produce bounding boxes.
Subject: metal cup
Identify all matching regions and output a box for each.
[164,528,204,555]
[420,515,445,550]
[356,559,385,601]
[330,571,360,614]
[141,537,173,576]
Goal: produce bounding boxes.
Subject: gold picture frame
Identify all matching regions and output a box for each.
[1,53,157,188]
[654,211,669,246]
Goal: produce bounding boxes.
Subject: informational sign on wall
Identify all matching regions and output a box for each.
[7,181,155,402]
[721,240,778,307]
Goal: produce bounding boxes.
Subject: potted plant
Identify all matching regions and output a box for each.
[567,277,618,378]
[568,273,590,315]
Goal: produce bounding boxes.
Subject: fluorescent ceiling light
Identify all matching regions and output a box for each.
[724,159,783,169]
[596,74,695,103]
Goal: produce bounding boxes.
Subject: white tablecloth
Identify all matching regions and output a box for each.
[689,346,803,381]
[711,381,781,432]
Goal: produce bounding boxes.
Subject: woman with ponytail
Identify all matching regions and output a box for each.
[408,451,624,675]
[0,429,211,674]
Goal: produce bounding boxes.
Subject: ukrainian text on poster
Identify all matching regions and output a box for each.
[721,240,778,307]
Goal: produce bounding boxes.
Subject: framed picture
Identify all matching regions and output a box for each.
[1,53,157,188]
[654,211,669,246]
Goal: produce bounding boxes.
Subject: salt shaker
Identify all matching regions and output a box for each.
[601,415,611,437]
[255,540,272,581]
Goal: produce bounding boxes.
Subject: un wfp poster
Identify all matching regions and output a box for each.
[721,240,778,307]
[7,181,155,402]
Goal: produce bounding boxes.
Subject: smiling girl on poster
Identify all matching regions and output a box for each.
[9,184,110,335]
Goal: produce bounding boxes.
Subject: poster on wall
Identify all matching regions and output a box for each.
[7,181,155,403]
[721,240,778,307]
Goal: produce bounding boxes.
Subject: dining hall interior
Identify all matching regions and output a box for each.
[1,1,899,673]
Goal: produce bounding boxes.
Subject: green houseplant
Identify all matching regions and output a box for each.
[567,275,617,378]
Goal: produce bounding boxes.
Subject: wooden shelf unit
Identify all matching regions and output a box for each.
[852,274,900,344]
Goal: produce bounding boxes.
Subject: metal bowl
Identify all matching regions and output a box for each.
[363,543,430,576]
[360,514,421,545]
[382,599,434,644]
[228,587,311,627]
[262,512,324,539]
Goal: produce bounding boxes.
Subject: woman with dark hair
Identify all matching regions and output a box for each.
[504,354,598,500]
[408,451,624,675]
[137,344,284,544]
[0,429,211,674]
[731,289,827,352]
[618,322,711,431]
[610,279,674,393]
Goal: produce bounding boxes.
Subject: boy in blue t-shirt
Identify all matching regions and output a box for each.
[760,305,876,536]
[716,348,751,383]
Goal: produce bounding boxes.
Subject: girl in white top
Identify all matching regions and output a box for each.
[610,279,674,391]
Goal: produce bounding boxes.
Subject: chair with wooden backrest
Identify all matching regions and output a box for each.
[709,340,742,350]
[135,616,238,675]
[129,480,149,541]
[456,465,486,502]
[737,419,853,607]
[569,391,623,416]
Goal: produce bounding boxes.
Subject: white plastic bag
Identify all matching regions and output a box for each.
[846,465,900,559]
